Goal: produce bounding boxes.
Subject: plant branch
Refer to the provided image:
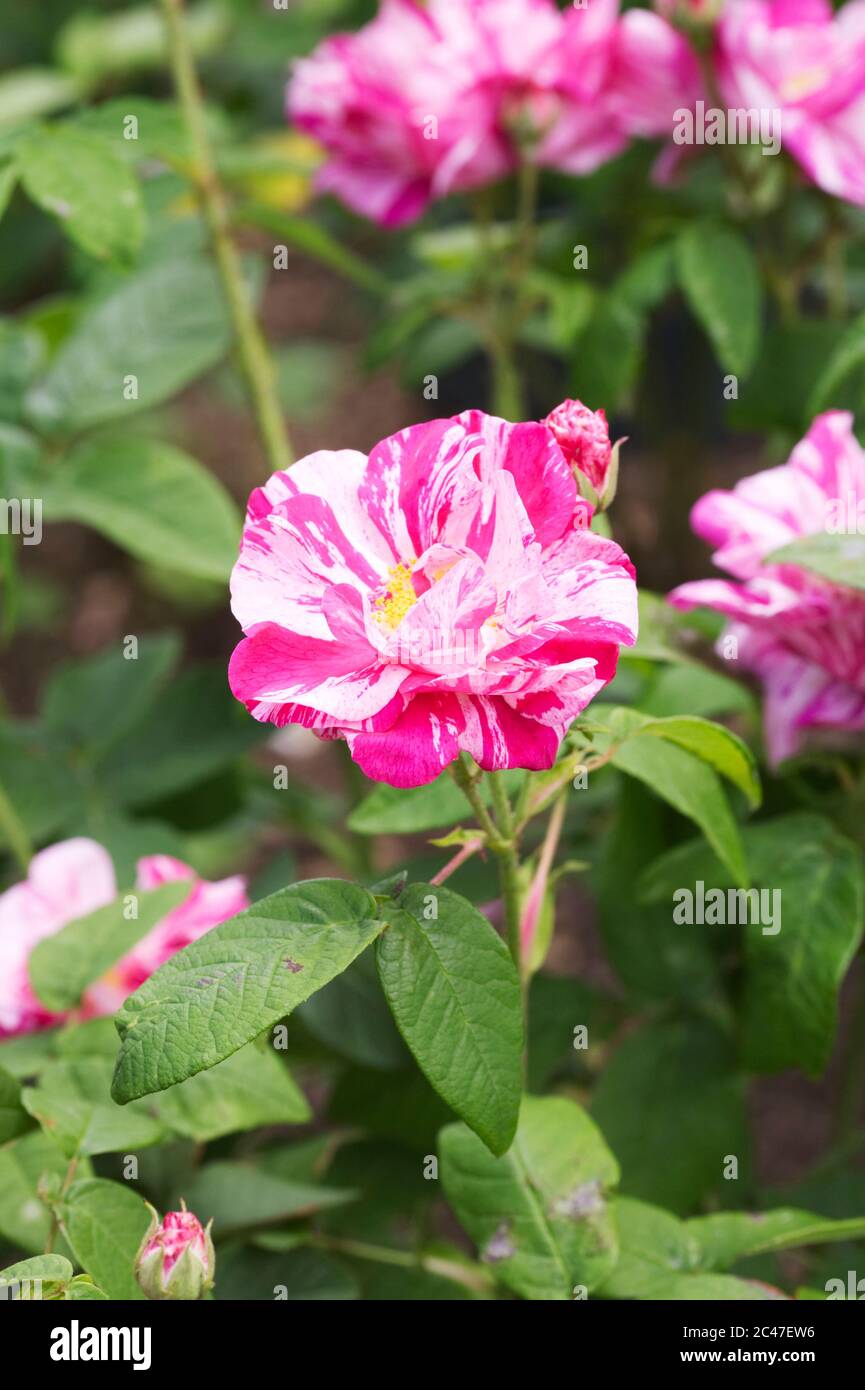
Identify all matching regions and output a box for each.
[160,0,293,477]
[430,837,485,886]
[519,791,567,964]
[450,754,502,846]
[307,1233,496,1296]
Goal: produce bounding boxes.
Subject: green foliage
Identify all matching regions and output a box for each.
[377,884,523,1155]
[43,438,241,582]
[111,880,384,1100]
[1,0,864,1309]
[18,126,145,263]
[440,1096,620,1300]
[677,222,763,377]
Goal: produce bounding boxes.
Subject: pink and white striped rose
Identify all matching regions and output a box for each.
[229,408,639,788]
[0,838,248,1037]
[669,411,865,765]
[716,0,865,207]
[287,0,698,224]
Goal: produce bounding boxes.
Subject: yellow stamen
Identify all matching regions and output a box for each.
[781,67,829,101]
[374,562,417,630]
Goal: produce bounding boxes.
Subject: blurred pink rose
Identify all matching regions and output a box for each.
[610,8,704,142]
[669,411,865,764]
[0,839,248,1037]
[716,0,865,207]
[288,0,695,224]
[229,408,638,787]
[543,398,613,495]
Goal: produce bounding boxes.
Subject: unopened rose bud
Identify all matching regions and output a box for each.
[134,1203,215,1301]
[543,399,620,508]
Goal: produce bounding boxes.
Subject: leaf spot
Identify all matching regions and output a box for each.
[482,1222,515,1264]
[551,1180,604,1220]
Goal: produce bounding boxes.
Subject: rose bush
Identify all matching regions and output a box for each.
[0,0,864,1312]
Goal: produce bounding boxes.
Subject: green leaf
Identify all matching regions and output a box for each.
[677,222,762,376]
[21,1058,167,1158]
[180,1161,355,1234]
[633,714,761,807]
[0,723,86,850]
[111,879,384,1101]
[72,97,193,164]
[0,161,18,221]
[0,69,79,127]
[688,1208,865,1270]
[237,204,388,295]
[156,1042,311,1142]
[767,532,865,593]
[26,253,233,433]
[0,1254,74,1295]
[739,815,865,1076]
[0,1130,88,1255]
[96,665,265,808]
[61,1178,151,1300]
[608,713,748,886]
[43,438,240,582]
[29,880,191,1013]
[592,1019,748,1215]
[0,1028,57,1079]
[598,1197,700,1300]
[615,241,677,315]
[571,295,644,409]
[625,590,701,665]
[642,664,755,721]
[348,770,524,835]
[41,634,180,757]
[0,1063,33,1143]
[597,779,723,1003]
[65,1275,110,1300]
[808,308,865,414]
[729,322,845,433]
[19,127,145,262]
[377,884,522,1155]
[599,1199,789,1301]
[440,1096,619,1300]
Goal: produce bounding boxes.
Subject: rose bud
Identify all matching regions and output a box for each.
[543,398,621,509]
[134,1203,215,1301]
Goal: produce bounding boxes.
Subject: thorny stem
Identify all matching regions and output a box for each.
[160,0,293,478]
[44,1156,80,1255]
[450,759,526,999]
[0,778,31,872]
[450,754,502,847]
[475,158,539,421]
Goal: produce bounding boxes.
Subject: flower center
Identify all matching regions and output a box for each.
[781,67,829,101]
[374,562,417,630]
